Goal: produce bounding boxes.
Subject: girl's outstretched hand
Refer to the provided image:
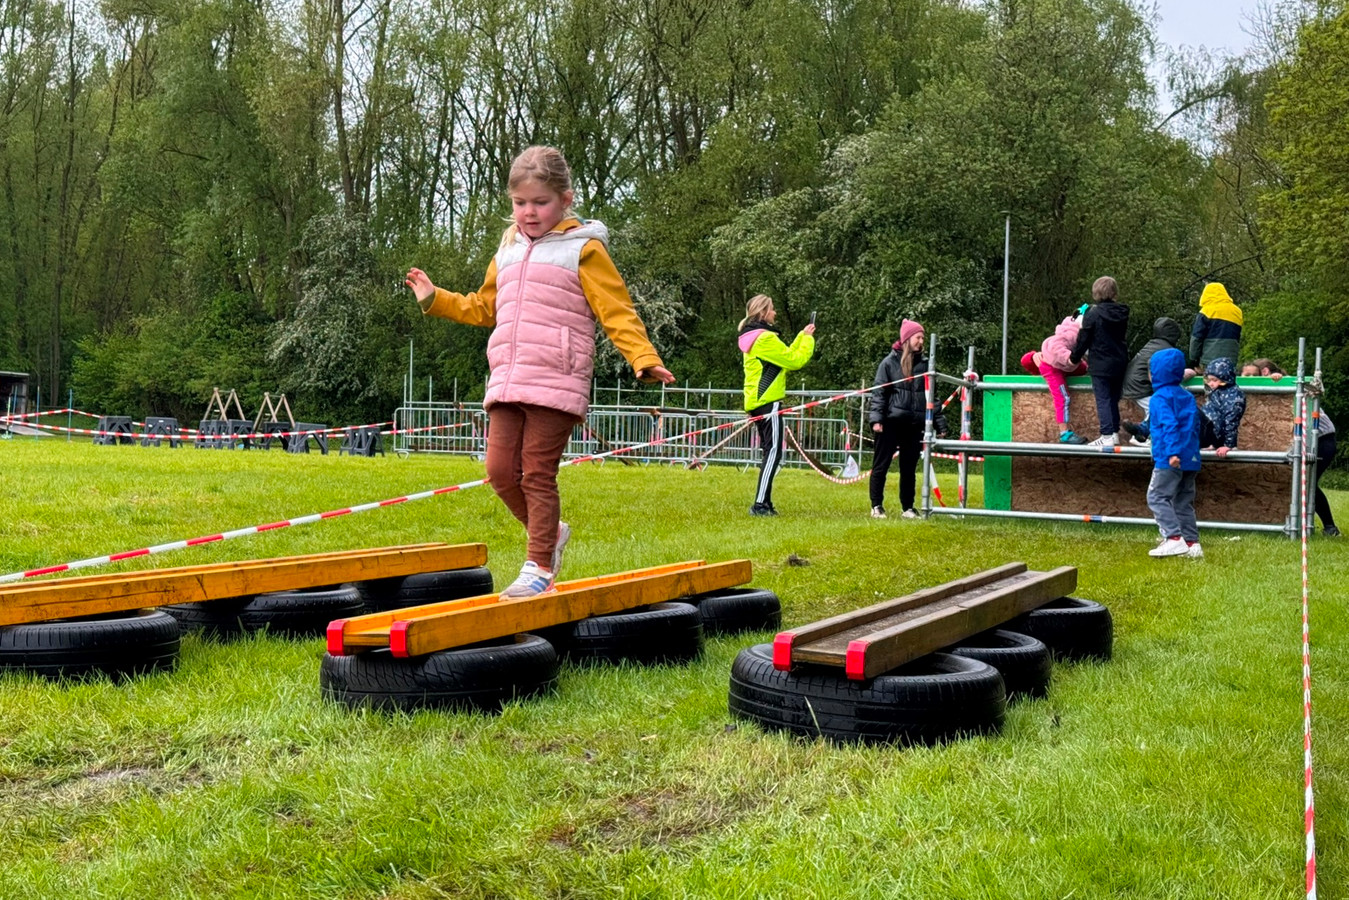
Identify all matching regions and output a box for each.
[638,365,676,384]
[404,267,436,304]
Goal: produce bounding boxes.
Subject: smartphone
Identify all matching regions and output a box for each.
[809,311,817,326]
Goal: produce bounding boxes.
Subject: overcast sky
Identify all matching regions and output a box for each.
[1152,0,1261,56]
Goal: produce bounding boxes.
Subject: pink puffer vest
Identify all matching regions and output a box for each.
[485,220,606,419]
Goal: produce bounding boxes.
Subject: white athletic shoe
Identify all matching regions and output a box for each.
[1087,434,1118,448]
[1149,537,1189,558]
[871,506,887,519]
[901,509,919,519]
[1185,542,1204,559]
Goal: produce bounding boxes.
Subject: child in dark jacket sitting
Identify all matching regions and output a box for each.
[1198,357,1246,458]
[1147,348,1204,559]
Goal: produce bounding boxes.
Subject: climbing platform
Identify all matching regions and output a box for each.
[326,559,753,658]
[772,563,1077,680]
[0,543,486,626]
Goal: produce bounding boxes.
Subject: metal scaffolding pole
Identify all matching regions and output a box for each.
[927,505,1288,533]
[921,333,937,516]
[1288,339,1307,537]
[959,345,975,509]
[930,438,1288,465]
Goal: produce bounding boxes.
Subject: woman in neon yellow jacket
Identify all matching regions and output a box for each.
[737,294,816,516]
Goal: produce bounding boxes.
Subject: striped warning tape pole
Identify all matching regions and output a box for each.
[1299,398,1317,900]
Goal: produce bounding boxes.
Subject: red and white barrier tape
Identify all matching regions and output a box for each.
[843,426,985,464]
[8,419,469,441]
[0,477,490,583]
[4,373,972,583]
[1299,401,1317,900]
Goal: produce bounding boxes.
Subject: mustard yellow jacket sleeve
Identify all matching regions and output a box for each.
[577,239,663,377]
[418,261,499,327]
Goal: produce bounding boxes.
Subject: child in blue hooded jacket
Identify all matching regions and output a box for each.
[1147,348,1204,559]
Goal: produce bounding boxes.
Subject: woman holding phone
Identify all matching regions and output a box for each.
[737,295,817,516]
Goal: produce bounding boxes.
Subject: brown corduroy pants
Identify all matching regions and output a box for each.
[485,403,579,569]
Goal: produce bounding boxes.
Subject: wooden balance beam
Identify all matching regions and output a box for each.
[0,543,487,626]
[772,562,1077,680]
[327,559,753,658]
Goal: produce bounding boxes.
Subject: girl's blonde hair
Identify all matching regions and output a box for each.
[738,294,774,330]
[499,145,575,248]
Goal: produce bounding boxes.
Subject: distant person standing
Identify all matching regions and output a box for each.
[1069,276,1131,447]
[738,295,816,516]
[1189,282,1243,372]
[868,319,943,519]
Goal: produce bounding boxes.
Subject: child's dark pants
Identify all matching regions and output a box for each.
[1090,373,1125,436]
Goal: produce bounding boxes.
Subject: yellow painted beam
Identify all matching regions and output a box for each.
[0,543,487,626]
[389,559,752,657]
[331,559,709,654]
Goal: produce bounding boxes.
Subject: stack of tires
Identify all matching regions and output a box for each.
[728,596,1112,745]
[0,610,181,680]
[162,566,496,640]
[320,585,786,714]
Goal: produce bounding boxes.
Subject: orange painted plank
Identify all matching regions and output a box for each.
[331,560,711,654]
[0,543,487,626]
[391,559,752,657]
[0,544,443,591]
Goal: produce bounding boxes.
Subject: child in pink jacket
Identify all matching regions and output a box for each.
[1020,307,1090,444]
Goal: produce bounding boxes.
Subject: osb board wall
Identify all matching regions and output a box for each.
[1008,386,1296,523]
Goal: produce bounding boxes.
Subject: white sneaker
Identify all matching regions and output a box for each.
[499,561,556,598]
[871,506,887,519]
[1087,434,1118,448]
[1185,542,1204,559]
[1129,436,1150,446]
[901,509,919,519]
[1149,537,1189,558]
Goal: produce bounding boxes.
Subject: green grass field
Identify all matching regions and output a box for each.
[0,438,1344,899]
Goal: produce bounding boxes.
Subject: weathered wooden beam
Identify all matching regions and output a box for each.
[0,543,487,626]
[329,560,711,654]
[775,564,1077,679]
[775,563,1027,652]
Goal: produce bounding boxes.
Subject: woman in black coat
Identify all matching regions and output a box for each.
[868,319,945,519]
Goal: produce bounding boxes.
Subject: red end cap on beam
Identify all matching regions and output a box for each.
[326,620,348,656]
[390,621,411,657]
[772,632,795,671]
[845,640,870,680]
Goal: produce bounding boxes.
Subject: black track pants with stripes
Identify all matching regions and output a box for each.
[750,402,783,507]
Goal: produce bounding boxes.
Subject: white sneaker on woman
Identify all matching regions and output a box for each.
[1087,434,1118,448]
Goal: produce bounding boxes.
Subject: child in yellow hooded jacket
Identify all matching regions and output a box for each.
[1189,282,1242,372]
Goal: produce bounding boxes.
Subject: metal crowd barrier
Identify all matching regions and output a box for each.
[393,398,862,472]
